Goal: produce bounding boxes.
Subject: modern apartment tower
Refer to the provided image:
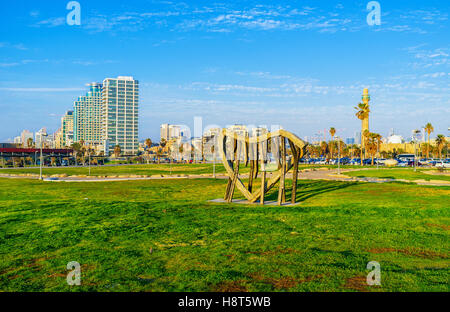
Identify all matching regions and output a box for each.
[74,83,103,146]
[160,123,169,141]
[102,76,139,155]
[160,124,182,142]
[61,110,74,147]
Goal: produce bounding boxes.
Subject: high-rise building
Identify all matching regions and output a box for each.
[227,125,248,137]
[346,138,355,145]
[54,128,63,148]
[160,124,169,141]
[14,136,21,144]
[160,124,182,142]
[35,128,48,148]
[74,83,103,146]
[61,110,74,147]
[169,125,181,140]
[102,76,139,155]
[20,130,34,147]
[251,127,268,137]
[354,131,361,145]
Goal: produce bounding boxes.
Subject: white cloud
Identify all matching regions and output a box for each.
[0,87,84,92]
[0,42,27,50]
[34,17,65,27]
[26,4,447,35]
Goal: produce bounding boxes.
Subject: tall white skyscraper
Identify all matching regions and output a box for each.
[160,123,169,141]
[102,76,139,154]
[74,83,103,145]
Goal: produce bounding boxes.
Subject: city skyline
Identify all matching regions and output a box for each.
[1,0,449,142]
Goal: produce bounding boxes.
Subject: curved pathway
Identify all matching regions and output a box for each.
[1,168,449,186]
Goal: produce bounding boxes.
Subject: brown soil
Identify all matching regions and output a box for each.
[213,280,248,292]
[367,247,448,259]
[245,246,301,256]
[247,272,323,290]
[426,223,450,231]
[344,276,369,292]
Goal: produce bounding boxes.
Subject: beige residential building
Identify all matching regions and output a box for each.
[61,110,74,147]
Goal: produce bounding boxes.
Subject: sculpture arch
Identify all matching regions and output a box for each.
[219,129,307,205]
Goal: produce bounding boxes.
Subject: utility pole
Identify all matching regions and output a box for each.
[338,139,341,174]
[88,145,91,176]
[39,132,48,180]
[412,129,421,172]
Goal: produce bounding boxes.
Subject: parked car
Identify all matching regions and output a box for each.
[375,158,386,165]
[350,158,361,165]
[435,161,450,169]
[362,158,373,165]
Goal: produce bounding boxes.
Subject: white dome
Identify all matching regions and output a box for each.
[387,135,403,144]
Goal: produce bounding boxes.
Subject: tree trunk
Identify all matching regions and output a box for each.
[360,120,364,166]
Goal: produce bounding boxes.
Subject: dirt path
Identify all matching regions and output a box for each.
[1,168,449,186]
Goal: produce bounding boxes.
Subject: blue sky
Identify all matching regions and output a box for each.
[0,0,449,142]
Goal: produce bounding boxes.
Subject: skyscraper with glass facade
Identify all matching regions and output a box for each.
[74,83,103,146]
[61,110,74,147]
[102,76,139,154]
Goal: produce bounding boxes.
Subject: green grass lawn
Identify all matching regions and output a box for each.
[0,163,233,176]
[0,177,448,292]
[345,168,450,182]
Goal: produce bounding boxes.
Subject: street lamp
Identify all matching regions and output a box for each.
[338,139,341,174]
[412,129,421,172]
[376,141,379,170]
[88,145,91,176]
[39,132,48,180]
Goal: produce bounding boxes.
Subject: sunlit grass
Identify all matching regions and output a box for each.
[345,168,450,182]
[0,177,448,292]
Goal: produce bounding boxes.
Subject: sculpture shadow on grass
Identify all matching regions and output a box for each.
[263,180,358,203]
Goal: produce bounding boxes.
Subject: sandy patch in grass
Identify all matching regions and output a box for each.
[247,272,323,290]
[426,223,450,231]
[212,280,248,292]
[344,276,369,292]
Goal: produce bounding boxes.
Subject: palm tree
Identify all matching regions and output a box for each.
[179,145,184,162]
[320,141,328,159]
[156,148,163,164]
[424,123,434,159]
[435,135,446,160]
[114,145,121,158]
[329,127,336,159]
[420,143,429,158]
[98,150,105,165]
[71,142,81,166]
[364,131,382,165]
[355,103,370,165]
[80,146,86,165]
[145,138,152,164]
[160,138,167,149]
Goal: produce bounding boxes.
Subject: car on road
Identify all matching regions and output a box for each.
[435,161,450,169]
